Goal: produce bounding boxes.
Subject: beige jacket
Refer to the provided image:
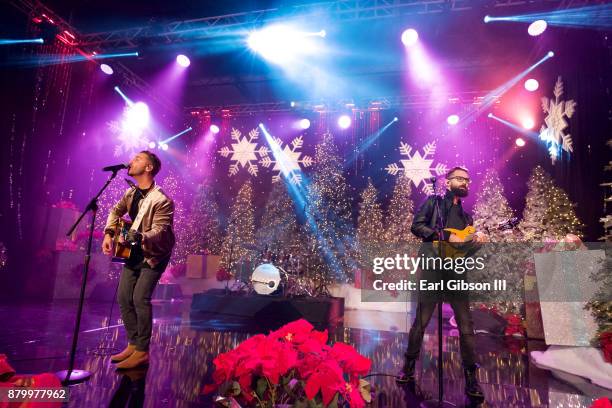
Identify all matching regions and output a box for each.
[104,182,175,268]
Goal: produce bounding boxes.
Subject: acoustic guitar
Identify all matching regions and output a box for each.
[111,218,134,264]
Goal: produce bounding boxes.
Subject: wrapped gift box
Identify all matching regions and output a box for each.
[186,254,221,279]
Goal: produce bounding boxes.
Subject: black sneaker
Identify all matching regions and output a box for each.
[396,357,416,384]
[464,365,484,401]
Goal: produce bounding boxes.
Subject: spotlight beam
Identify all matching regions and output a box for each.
[159,127,193,145]
[488,113,539,138]
[0,38,44,45]
[5,51,139,68]
[113,86,133,106]
[459,51,553,125]
[484,4,612,29]
[346,118,398,168]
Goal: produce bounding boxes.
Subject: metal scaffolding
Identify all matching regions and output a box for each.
[77,0,571,49]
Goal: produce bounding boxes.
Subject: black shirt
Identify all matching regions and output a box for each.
[128,187,151,223]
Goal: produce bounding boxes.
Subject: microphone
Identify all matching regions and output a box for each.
[102,163,128,172]
[428,176,437,183]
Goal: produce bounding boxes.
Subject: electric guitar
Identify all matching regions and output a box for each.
[434,217,519,257]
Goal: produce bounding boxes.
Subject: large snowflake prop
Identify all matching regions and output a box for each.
[108,119,150,158]
[218,128,268,176]
[259,135,313,185]
[539,76,576,164]
[385,140,448,195]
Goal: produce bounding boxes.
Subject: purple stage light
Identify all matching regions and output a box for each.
[338,115,351,129]
[401,28,419,47]
[515,137,526,147]
[524,78,539,92]
[210,124,220,134]
[447,114,459,125]
[176,54,190,67]
[124,102,150,131]
[299,118,310,130]
[521,117,535,130]
[148,141,156,149]
[528,20,547,36]
[100,63,113,75]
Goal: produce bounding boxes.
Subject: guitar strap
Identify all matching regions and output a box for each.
[130,184,161,232]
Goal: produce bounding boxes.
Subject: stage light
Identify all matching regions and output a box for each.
[393,117,399,122]
[524,78,539,91]
[210,124,220,134]
[484,15,491,23]
[160,143,169,151]
[176,54,190,67]
[125,102,150,130]
[319,30,326,38]
[528,20,548,36]
[548,51,554,57]
[148,141,157,149]
[338,115,351,129]
[401,28,419,47]
[447,114,459,125]
[290,101,296,107]
[521,117,535,129]
[515,137,526,147]
[487,113,493,118]
[248,24,323,64]
[100,63,113,75]
[299,118,311,130]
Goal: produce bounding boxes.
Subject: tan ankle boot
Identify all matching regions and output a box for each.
[110,344,135,363]
[115,350,149,370]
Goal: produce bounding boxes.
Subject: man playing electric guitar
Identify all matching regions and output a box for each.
[102,151,175,369]
[397,166,487,401]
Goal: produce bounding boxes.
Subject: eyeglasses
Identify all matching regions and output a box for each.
[449,176,471,184]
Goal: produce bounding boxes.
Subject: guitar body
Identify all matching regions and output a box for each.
[112,218,133,264]
[433,218,519,258]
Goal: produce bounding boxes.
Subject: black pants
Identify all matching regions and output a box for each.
[406,299,477,368]
[117,261,166,351]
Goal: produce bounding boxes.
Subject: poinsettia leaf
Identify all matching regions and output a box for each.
[326,392,339,408]
[256,377,267,399]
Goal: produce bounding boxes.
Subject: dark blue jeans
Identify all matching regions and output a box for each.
[117,260,167,351]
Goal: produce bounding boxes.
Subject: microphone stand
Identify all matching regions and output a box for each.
[56,167,122,385]
[421,179,455,408]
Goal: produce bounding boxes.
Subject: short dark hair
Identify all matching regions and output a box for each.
[140,150,161,176]
[446,166,468,179]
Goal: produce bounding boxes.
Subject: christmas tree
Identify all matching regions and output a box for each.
[473,168,516,242]
[305,131,355,284]
[519,166,556,241]
[184,182,222,256]
[356,179,384,269]
[220,181,256,277]
[543,184,583,239]
[256,181,306,265]
[384,175,418,244]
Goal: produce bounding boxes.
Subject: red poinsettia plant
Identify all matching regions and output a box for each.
[600,330,612,364]
[203,319,372,407]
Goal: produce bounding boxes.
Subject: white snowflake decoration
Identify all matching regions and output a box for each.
[385,140,448,195]
[539,76,576,164]
[259,135,313,184]
[218,128,268,176]
[107,119,151,158]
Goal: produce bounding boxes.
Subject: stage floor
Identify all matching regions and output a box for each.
[0,301,603,407]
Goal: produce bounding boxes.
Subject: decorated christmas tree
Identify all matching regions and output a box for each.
[305,131,355,284]
[473,168,516,242]
[184,182,222,256]
[220,181,256,276]
[256,181,306,265]
[519,166,556,241]
[542,184,583,239]
[356,179,384,269]
[384,175,418,244]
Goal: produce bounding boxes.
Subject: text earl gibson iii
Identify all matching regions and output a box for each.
[372,279,508,292]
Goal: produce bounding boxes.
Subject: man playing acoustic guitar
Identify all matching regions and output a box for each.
[102,151,175,369]
[397,166,488,401]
